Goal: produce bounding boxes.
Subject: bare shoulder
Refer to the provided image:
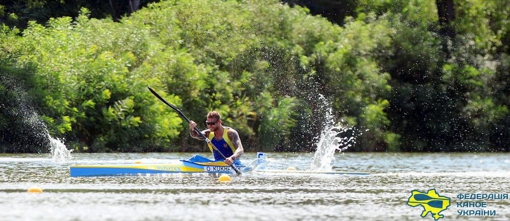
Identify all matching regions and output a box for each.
[227,127,241,141]
[227,127,243,151]
[227,127,239,136]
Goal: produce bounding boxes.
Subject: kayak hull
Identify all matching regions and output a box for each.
[70,160,234,177]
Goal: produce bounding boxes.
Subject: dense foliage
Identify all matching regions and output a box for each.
[0,0,509,153]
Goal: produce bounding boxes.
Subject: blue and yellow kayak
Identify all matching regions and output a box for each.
[70,157,241,177]
[70,155,250,177]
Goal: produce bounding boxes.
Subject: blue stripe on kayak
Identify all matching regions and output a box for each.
[69,161,236,177]
[70,167,186,177]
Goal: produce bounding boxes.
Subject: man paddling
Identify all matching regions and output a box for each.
[189,111,244,166]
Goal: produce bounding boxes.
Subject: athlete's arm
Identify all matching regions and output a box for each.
[189,120,207,140]
[228,128,244,159]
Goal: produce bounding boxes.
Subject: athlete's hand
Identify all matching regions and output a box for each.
[189,120,197,131]
[225,156,235,166]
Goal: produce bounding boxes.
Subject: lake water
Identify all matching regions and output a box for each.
[1,152,509,221]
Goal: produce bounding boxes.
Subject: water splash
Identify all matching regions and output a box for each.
[310,126,355,171]
[2,74,73,161]
[309,96,356,171]
[49,136,73,163]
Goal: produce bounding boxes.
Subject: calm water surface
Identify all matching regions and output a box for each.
[0,152,509,221]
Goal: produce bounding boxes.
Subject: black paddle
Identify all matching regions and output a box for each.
[148,87,242,175]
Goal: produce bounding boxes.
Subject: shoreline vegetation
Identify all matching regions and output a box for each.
[0,0,509,153]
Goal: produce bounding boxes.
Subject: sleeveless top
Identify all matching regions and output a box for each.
[208,127,236,161]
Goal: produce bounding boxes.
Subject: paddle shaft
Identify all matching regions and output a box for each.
[148,87,241,175]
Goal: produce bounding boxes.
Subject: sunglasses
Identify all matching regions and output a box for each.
[206,121,217,125]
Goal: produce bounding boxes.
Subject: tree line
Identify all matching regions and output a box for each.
[0,0,509,153]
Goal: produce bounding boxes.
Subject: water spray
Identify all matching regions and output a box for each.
[309,95,357,171]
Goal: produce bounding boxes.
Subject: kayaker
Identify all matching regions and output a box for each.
[189,111,244,166]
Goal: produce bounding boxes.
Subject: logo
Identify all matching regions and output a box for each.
[408,189,451,221]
